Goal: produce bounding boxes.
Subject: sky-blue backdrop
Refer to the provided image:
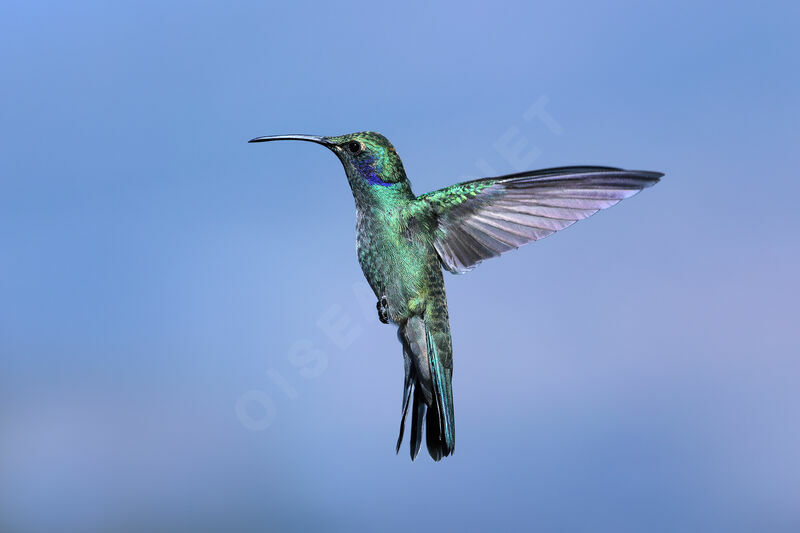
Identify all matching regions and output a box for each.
[2,1,799,532]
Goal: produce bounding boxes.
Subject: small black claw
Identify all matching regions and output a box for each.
[377,295,389,324]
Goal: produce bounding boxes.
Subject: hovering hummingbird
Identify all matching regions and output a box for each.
[249,131,662,461]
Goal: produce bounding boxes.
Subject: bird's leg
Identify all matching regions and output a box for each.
[377,295,389,324]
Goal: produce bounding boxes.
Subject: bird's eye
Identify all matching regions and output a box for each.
[346,141,363,154]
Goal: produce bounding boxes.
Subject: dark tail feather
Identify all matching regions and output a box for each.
[423,371,454,461]
[409,386,425,460]
[425,402,445,461]
[395,359,414,453]
[425,328,455,460]
[401,378,452,461]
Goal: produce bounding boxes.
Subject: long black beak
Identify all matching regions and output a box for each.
[248,134,334,148]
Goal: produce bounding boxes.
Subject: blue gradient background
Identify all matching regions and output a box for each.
[2,1,799,532]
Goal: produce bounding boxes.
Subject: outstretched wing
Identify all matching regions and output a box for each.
[413,166,662,274]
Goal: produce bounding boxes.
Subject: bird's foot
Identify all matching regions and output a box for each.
[377,295,389,324]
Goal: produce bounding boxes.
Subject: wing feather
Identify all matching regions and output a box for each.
[414,167,662,273]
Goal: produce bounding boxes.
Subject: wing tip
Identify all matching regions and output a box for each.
[627,170,664,186]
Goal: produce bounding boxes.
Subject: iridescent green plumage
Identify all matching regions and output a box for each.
[249,131,662,461]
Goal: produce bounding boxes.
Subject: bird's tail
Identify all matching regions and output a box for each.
[396,314,455,461]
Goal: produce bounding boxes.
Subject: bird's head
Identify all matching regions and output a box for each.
[249,131,413,205]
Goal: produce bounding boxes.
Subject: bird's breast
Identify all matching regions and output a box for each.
[356,208,433,323]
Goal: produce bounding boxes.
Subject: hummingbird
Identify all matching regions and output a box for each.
[249,131,662,461]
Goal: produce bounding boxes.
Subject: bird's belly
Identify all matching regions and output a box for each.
[356,229,432,323]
